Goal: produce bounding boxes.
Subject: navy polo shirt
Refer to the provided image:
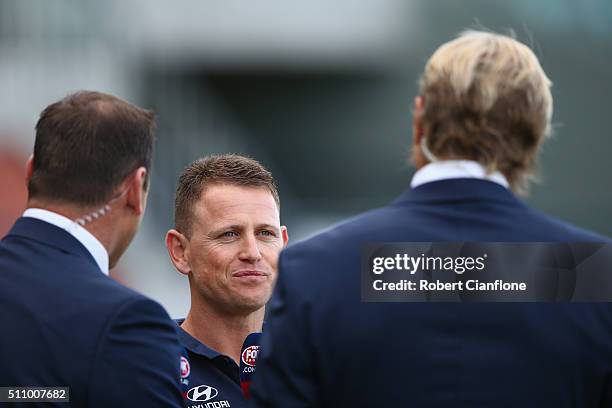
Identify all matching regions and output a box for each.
[176,319,248,408]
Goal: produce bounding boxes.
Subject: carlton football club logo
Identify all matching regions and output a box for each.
[241,345,259,367]
[181,356,191,379]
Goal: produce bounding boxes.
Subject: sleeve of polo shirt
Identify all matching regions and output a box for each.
[250,250,321,408]
[88,296,185,407]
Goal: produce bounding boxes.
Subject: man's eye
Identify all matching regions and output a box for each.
[259,230,276,237]
[221,231,238,238]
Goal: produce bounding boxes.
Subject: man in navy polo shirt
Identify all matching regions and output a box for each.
[165,154,288,408]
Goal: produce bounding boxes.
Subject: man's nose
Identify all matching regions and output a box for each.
[239,234,262,263]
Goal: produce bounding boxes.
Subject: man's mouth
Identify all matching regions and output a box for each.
[232,270,268,278]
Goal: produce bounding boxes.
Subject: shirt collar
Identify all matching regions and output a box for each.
[22,208,109,275]
[175,319,223,360]
[410,160,509,189]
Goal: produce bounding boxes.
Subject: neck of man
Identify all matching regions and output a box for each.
[181,304,265,366]
[26,198,115,261]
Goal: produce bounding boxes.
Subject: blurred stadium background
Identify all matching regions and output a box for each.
[1,0,610,316]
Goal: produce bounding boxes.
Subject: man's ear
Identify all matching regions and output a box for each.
[125,167,147,215]
[166,229,191,276]
[25,154,34,184]
[412,95,425,145]
[411,96,428,169]
[281,226,289,247]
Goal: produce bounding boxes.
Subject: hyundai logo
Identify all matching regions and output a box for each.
[187,385,218,402]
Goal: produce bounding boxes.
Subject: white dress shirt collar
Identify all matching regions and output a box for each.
[22,208,109,275]
[410,160,510,189]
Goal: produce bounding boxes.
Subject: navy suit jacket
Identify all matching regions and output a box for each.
[0,217,184,407]
[252,179,612,408]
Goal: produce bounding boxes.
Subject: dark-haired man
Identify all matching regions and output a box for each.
[0,91,184,407]
[166,154,288,408]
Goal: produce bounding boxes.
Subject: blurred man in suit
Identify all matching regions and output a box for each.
[0,91,184,407]
[165,155,288,407]
[251,31,612,407]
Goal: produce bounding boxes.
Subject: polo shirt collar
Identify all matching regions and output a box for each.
[175,319,222,360]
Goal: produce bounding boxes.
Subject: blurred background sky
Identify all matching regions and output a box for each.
[1,0,611,316]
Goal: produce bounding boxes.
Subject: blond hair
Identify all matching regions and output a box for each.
[417,30,553,192]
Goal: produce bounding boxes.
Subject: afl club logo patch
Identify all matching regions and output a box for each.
[180,356,190,378]
[241,345,259,366]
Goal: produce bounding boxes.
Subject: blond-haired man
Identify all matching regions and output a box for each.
[251,31,611,407]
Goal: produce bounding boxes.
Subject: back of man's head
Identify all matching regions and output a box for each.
[416,30,553,192]
[29,90,155,206]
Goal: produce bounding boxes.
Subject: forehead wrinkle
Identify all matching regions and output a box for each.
[206,214,281,232]
[204,185,278,212]
[192,195,280,235]
[197,199,279,220]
